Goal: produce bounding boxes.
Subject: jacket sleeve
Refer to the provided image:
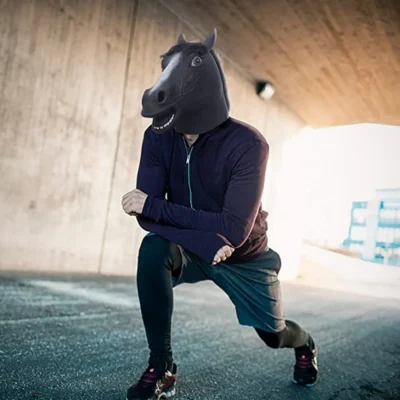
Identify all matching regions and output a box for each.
[135,127,232,262]
[137,217,231,264]
[136,127,168,199]
[141,140,269,248]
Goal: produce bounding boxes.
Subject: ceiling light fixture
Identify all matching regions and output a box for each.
[256,81,276,100]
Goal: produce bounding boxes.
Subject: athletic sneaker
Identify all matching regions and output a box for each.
[293,336,318,387]
[126,364,177,400]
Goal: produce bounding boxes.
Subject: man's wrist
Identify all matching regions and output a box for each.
[142,195,153,217]
[141,195,163,222]
[204,234,232,264]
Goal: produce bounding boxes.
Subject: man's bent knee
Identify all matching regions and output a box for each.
[139,235,171,258]
[138,235,181,275]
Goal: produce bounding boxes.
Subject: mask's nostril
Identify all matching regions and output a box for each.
[157,90,166,104]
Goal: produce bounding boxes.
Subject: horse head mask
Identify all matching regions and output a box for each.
[141,28,230,135]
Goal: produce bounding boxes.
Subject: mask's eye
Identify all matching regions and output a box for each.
[191,56,203,67]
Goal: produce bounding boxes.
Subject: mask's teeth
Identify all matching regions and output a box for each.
[154,114,175,130]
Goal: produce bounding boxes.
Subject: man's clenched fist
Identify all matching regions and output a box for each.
[213,245,234,265]
[122,189,148,216]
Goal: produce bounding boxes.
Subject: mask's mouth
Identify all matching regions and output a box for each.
[152,110,176,133]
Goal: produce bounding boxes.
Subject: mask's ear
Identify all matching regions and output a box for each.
[203,28,217,51]
[177,33,187,45]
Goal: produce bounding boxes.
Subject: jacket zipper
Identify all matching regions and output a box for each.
[183,139,194,209]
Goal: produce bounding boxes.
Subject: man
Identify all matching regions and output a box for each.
[122,29,318,400]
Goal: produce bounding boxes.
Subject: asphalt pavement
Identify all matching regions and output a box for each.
[1,271,400,400]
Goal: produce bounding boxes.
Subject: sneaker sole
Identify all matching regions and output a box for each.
[292,378,317,387]
[125,389,176,400]
[156,387,176,399]
[126,385,176,400]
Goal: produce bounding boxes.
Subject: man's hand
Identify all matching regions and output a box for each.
[213,245,235,265]
[122,189,148,216]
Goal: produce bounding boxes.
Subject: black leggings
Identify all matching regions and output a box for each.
[255,321,309,349]
[137,235,309,368]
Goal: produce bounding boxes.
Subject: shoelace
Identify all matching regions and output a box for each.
[296,353,313,369]
[138,368,161,386]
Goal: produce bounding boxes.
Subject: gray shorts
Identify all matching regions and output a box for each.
[173,247,285,333]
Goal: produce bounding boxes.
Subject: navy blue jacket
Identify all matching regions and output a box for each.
[136,117,269,264]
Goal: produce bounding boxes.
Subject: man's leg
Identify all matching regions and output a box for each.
[126,235,182,400]
[137,234,182,369]
[127,236,210,400]
[246,249,318,387]
[207,248,318,386]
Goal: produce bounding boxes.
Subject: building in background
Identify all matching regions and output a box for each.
[344,188,400,266]
[300,124,400,252]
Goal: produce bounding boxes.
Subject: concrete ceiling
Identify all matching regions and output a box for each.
[160,0,400,127]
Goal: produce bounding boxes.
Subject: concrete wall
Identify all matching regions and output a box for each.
[0,0,134,273]
[0,0,305,275]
